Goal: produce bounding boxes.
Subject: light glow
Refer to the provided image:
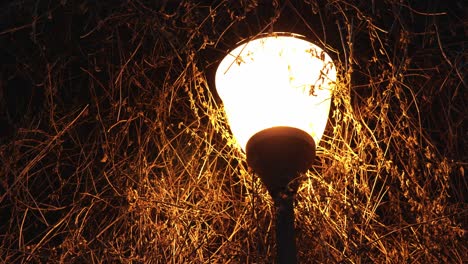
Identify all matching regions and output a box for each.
[216,33,337,152]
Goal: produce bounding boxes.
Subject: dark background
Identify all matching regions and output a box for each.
[0,0,466,262]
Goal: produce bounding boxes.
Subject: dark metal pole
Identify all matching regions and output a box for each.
[275,194,297,264]
[245,127,316,264]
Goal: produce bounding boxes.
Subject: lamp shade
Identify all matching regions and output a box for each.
[215,33,336,152]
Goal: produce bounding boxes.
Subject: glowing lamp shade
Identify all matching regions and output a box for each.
[215,34,337,152]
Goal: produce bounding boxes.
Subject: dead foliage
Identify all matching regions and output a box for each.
[0,0,466,263]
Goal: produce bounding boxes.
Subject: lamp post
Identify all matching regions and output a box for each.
[215,32,336,263]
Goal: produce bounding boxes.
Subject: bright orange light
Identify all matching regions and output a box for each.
[216,33,337,152]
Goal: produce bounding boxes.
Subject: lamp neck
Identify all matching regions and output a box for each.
[274,191,297,264]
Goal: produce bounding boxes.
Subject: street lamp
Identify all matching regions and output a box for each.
[215,32,336,263]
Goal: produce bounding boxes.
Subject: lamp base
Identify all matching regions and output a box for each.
[246,126,315,263]
[245,126,316,197]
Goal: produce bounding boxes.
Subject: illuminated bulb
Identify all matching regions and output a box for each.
[216,33,337,152]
